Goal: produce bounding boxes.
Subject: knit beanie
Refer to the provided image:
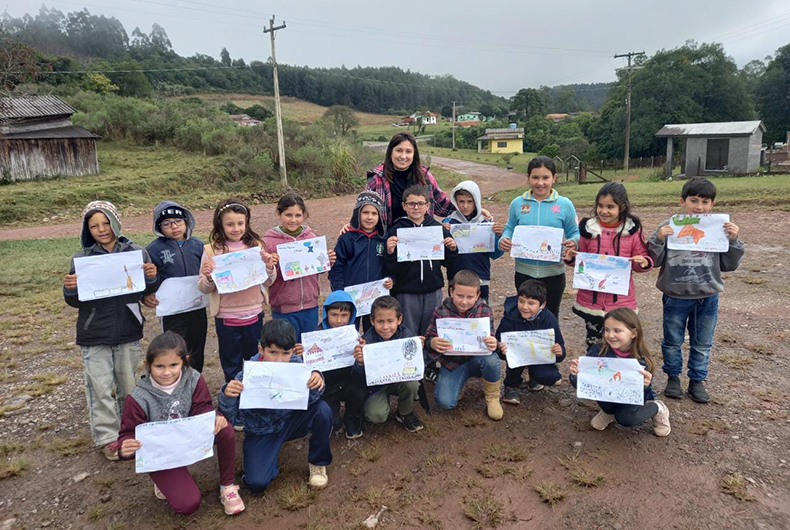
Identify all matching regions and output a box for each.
[81,200,122,249]
[351,190,384,231]
[155,206,187,230]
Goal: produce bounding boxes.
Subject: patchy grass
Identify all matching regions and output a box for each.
[0,442,23,458]
[570,467,605,488]
[687,418,732,435]
[535,482,567,506]
[357,443,381,463]
[484,442,527,463]
[277,483,318,511]
[751,387,785,403]
[425,452,453,468]
[0,458,29,480]
[0,403,25,417]
[718,354,756,369]
[353,485,397,510]
[424,146,538,173]
[722,473,753,501]
[462,492,513,529]
[460,414,487,428]
[49,436,90,457]
[738,275,769,285]
[25,373,68,397]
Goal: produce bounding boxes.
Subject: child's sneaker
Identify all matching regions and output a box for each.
[308,464,328,489]
[102,441,120,461]
[502,387,520,405]
[220,485,245,515]
[651,400,671,437]
[395,411,424,432]
[664,375,682,399]
[590,411,615,431]
[687,379,710,403]
[424,363,439,383]
[344,416,363,440]
[154,483,166,500]
[526,379,544,392]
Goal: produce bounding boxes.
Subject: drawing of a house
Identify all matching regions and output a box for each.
[307,343,323,355]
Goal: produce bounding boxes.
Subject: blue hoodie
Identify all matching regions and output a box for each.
[146,201,205,283]
[444,180,503,283]
[321,290,358,329]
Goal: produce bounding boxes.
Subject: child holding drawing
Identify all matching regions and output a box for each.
[564,182,653,350]
[442,181,504,305]
[263,192,336,338]
[352,296,425,433]
[648,177,744,403]
[144,201,209,372]
[569,308,671,436]
[329,190,393,332]
[495,280,565,406]
[117,331,244,516]
[219,319,332,492]
[63,200,159,460]
[198,198,277,383]
[424,270,502,420]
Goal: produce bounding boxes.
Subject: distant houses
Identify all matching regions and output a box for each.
[398,111,438,126]
[477,127,524,154]
[229,114,262,126]
[0,95,101,181]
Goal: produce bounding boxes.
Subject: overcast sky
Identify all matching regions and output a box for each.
[6,0,790,96]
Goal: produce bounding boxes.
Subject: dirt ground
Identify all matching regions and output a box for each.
[1,158,789,530]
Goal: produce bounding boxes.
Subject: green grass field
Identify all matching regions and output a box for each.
[422,147,538,173]
[493,174,790,210]
[356,122,451,141]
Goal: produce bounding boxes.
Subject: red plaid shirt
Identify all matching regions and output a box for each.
[425,296,496,371]
[365,164,454,228]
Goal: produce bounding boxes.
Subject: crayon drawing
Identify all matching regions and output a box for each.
[344,279,390,316]
[277,236,331,280]
[667,214,730,252]
[436,317,491,355]
[396,226,445,262]
[239,362,310,410]
[510,225,564,262]
[502,329,555,368]
[74,250,146,302]
[301,325,359,372]
[572,252,631,296]
[576,356,644,406]
[211,247,269,294]
[450,223,496,254]
[363,337,425,386]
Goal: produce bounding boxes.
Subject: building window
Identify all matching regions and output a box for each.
[705,139,729,170]
[497,141,508,148]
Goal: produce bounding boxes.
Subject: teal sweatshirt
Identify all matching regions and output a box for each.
[500,189,580,278]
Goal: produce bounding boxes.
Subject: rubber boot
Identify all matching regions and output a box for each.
[483,379,504,421]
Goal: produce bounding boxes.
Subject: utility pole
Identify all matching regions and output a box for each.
[264,16,288,186]
[614,51,645,174]
[451,101,457,150]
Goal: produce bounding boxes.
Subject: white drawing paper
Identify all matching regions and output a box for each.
[134,411,215,473]
[344,279,389,317]
[576,356,644,406]
[435,317,491,356]
[155,276,210,317]
[74,250,146,302]
[396,226,445,262]
[572,252,632,296]
[667,214,730,253]
[301,325,359,372]
[210,247,269,294]
[362,337,424,386]
[450,223,496,254]
[239,361,311,410]
[277,236,331,280]
[510,225,564,262]
[502,329,556,368]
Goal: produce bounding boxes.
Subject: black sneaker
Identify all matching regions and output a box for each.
[502,386,520,405]
[527,379,544,392]
[664,375,682,399]
[344,416,363,439]
[424,364,439,383]
[688,379,710,403]
[395,411,424,433]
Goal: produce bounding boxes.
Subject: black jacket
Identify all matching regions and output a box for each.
[63,237,160,347]
[384,215,457,295]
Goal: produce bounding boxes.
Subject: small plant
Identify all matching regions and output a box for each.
[0,458,28,479]
[718,354,756,369]
[462,492,512,529]
[277,484,317,511]
[425,452,453,468]
[0,442,23,457]
[461,414,486,428]
[502,464,532,483]
[49,436,90,456]
[722,473,753,501]
[570,467,604,488]
[535,482,566,506]
[484,442,526,463]
[25,373,68,396]
[357,443,381,462]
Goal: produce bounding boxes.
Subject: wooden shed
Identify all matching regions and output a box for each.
[0,95,100,181]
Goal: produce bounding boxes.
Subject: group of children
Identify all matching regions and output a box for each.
[62,154,744,516]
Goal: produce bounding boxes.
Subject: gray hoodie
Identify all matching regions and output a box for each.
[648,219,745,299]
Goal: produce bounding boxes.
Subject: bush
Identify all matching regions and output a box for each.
[538,144,560,158]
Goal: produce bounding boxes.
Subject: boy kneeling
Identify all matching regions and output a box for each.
[219,319,332,492]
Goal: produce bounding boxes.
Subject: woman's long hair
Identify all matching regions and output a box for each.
[383,131,425,185]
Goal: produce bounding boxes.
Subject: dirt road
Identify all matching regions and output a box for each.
[1,159,789,529]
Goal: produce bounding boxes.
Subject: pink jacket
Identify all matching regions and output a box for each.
[569,217,653,317]
[263,226,321,314]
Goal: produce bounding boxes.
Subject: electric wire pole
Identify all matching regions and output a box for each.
[451,101,457,150]
[614,51,645,174]
[264,16,288,186]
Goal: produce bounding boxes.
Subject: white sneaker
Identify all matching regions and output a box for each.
[590,411,615,431]
[651,400,671,437]
[308,464,328,489]
[154,483,166,500]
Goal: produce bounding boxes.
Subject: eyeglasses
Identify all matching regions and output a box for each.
[404,201,428,209]
[161,219,185,229]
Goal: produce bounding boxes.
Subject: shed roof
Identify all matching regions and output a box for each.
[655,121,765,138]
[0,96,76,120]
[0,125,100,140]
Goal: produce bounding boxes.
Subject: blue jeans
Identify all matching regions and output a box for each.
[242,400,333,493]
[272,307,319,339]
[215,315,263,382]
[435,354,501,409]
[661,294,719,381]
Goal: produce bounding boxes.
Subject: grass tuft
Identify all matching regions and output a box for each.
[277,483,318,511]
[49,436,90,456]
[570,467,605,488]
[535,482,566,506]
[0,458,29,480]
[462,492,512,529]
[722,473,753,501]
[357,443,381,463]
